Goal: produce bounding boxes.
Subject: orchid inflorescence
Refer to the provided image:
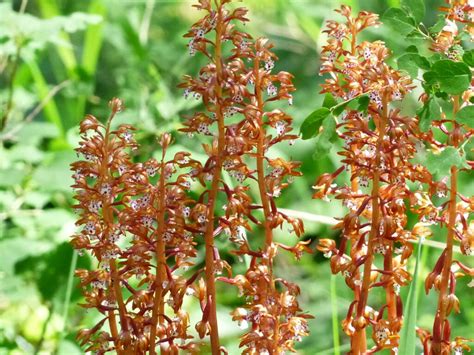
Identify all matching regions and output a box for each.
[179,0,311,353]
[71,98,203,354]
[314,6,425,353]
[312,2,474,354]
[71,0,310,354]
[70,1,474,354]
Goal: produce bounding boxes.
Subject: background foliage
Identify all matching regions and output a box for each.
[0,0,472,354]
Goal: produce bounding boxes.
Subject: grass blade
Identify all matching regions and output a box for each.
[398,237,424,353]
[330,274,340,355]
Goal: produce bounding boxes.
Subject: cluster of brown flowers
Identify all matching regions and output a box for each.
[432,0,474,55]
[71,0,310,354]
[416,2,474,353]
[179,0,310,353]
[71,99,202,354]
[315,6,431,353]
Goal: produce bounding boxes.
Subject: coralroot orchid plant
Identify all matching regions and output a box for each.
[179,0,310,353]
[308,5,423,354]
[71,0,310,354]
[305,2,474,354]
[410,1,474,354]
[69,1,474,354]
[71,99,201,354]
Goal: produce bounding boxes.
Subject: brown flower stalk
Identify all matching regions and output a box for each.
[180,0,310,352]
[416,2,474,353]
[71,99,200,353]
[314,6,427,353]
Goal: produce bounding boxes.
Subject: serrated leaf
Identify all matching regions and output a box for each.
[313,115,337,157]
[399,239,423,354]
[456,105,474,127]
[398,53,431,78]
[424,60,472,95]
[382,8,417,35]
[300,107,331,140]
[401,0,425,22]
[406,45,419,53]
[332,95,368,116]
[417,97,440,132]
[405,29,426,40]
[463,49,474,67]
[322,93,337,109]
[414,146,469,176]
[429,15,446,34]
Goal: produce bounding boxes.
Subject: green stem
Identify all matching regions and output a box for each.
[330,274,341,355]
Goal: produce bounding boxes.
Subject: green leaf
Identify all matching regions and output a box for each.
[406,45,419,53]
[399,239,423,354]
[429,15,446,34]
[322,93,337,109]
[300,107,331,140]
[405,29,427,40]
[414,146,469,176]
[382,8,417,35]
[398,53,431,78]
[424,60,472,95]
[456,105,474,127]
[417,97,440,132]
[401,0,425,22]
[313,115,337,157]
[463,49,474,67]
[332,95,368,116]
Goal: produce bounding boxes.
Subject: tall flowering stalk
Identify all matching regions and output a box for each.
[71,99,200,354]
[311,6,426,353]
[221,35,311,355]
[180,0,310,352]
[410,1,474,353]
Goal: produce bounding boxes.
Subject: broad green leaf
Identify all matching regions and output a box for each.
[463,49,474,67]
[405,29,426,40]
[313,115,337,157]
[401,0,425,22]
[424,60,472,95]
[399,239,424,354]
[32,151,75,192]
[398,53,431,78]
[414,146,469,176]
[429,15,446,34]
[406,45,419,53]
[456,105,474,127]
[300,107,331,140]
[0,168,27,188]
[382,8,417,35]
[332,95,369,116]
[417,97,440,132]
[322,93,337,109]
[347,95,370,113]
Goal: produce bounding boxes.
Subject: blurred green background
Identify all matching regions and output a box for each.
[0,0,472,354]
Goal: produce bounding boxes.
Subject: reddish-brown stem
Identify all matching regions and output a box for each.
[353,94,388,354]
[107,311,120,354]
[102,114,129,351]
[202,3,224,353]
[384,244,397,323]
[149,150,167,354]
[432,96,459,351]
[253,56,279,351]
[109,261,129,332]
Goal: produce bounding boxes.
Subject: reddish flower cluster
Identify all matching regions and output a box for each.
[416,2,474,353]
[315,6,431,353]
[179,0,311,353]
[432,0,474,55]
[71,99,201,354]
